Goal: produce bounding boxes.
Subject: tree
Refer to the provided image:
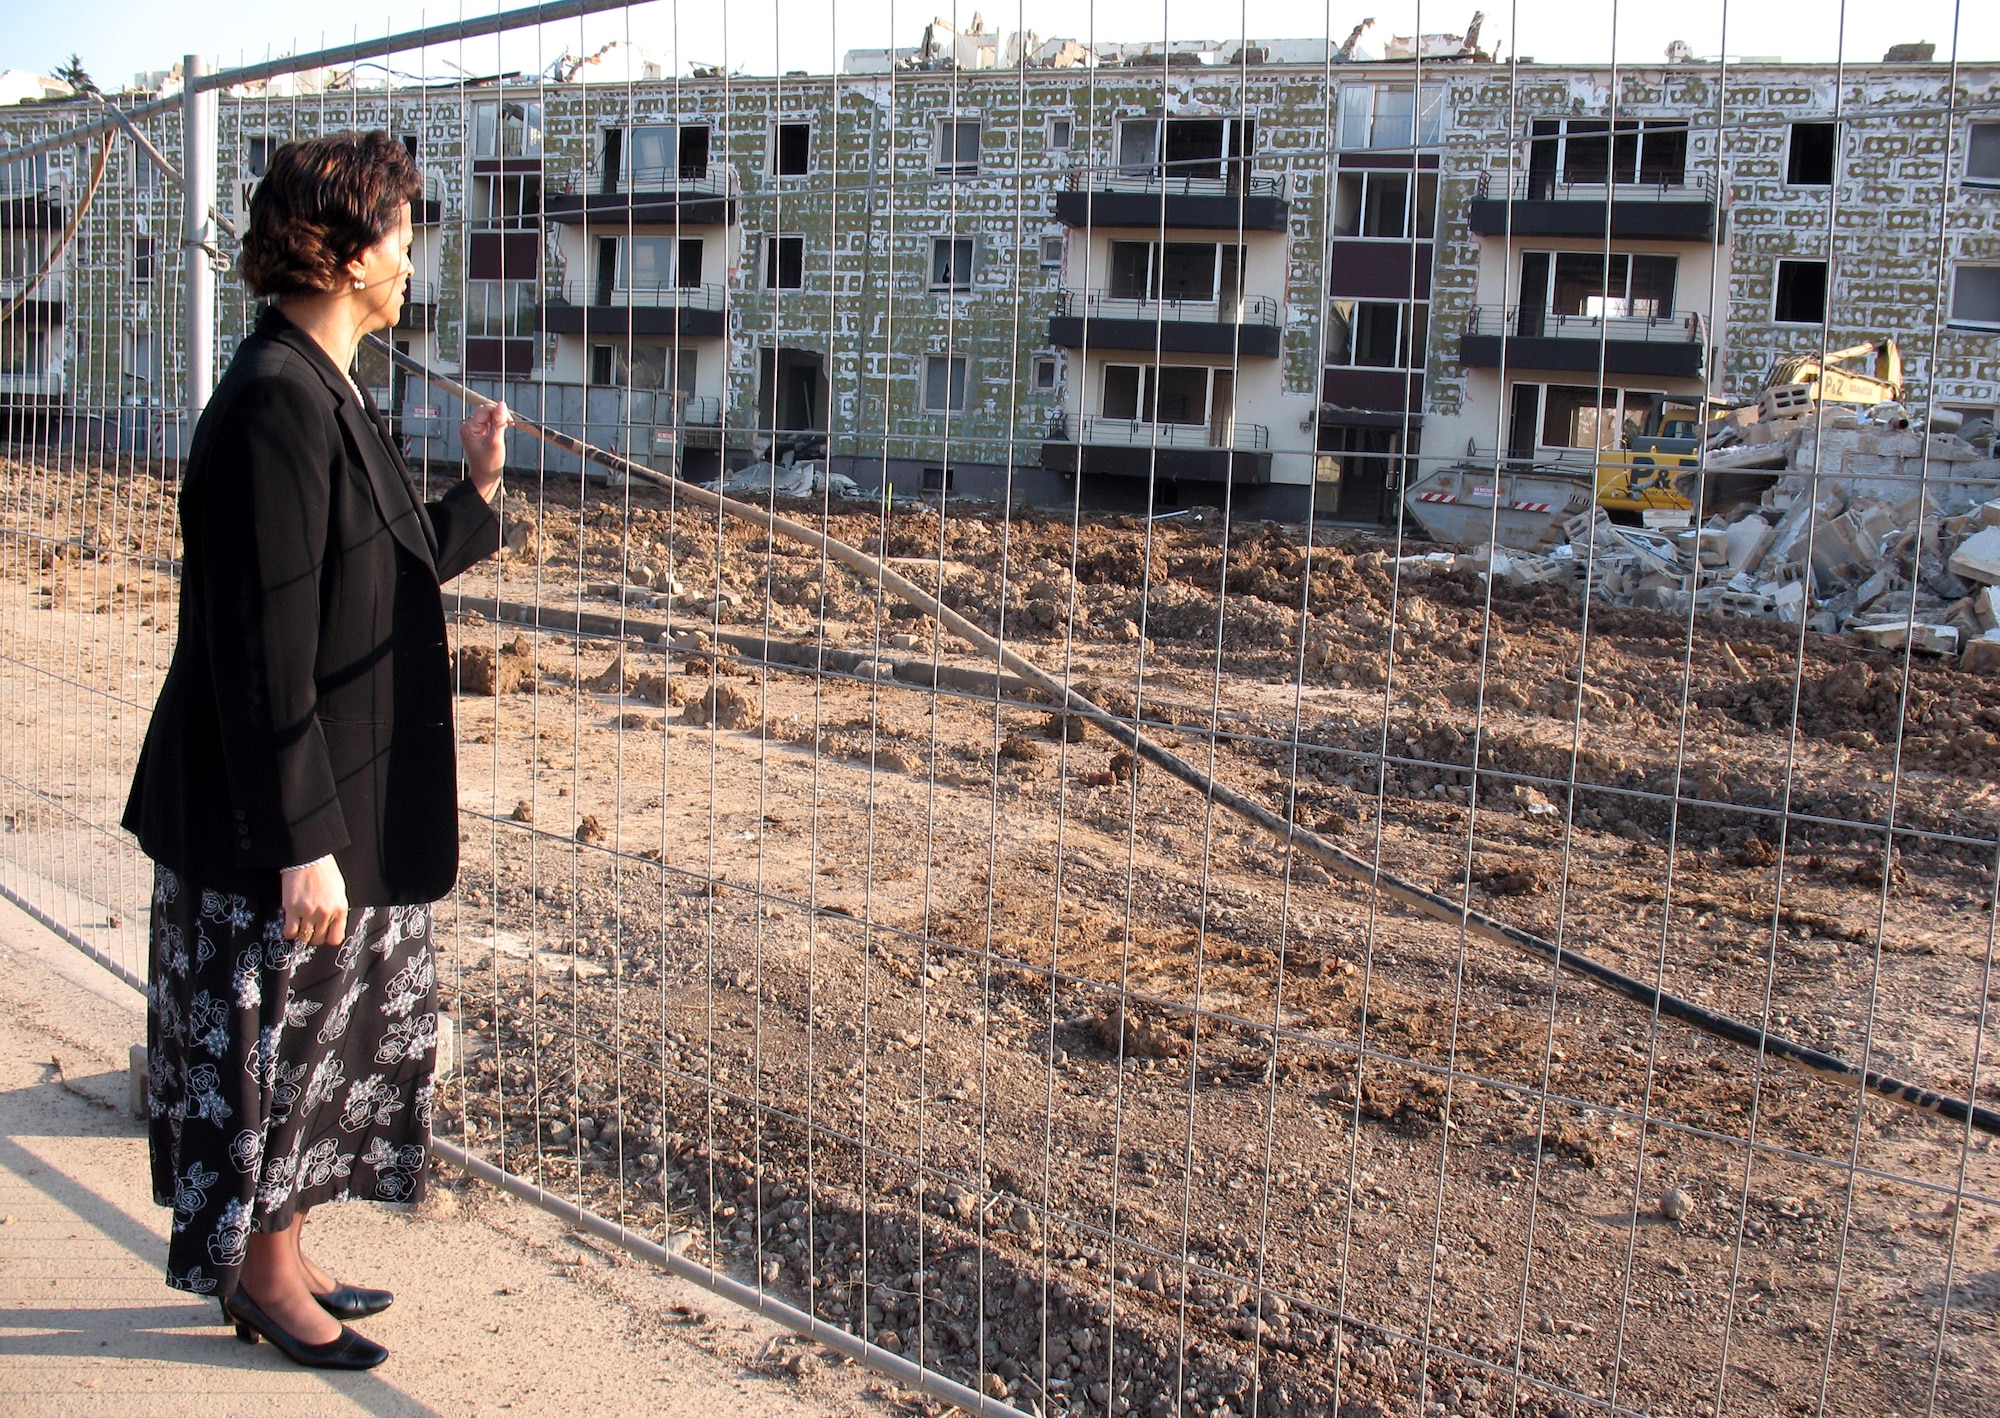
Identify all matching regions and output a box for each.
[53,55,98,97]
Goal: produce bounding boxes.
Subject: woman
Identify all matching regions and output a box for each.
[123,130,511,1370]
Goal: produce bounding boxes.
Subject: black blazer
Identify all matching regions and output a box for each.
[123,306,501,906]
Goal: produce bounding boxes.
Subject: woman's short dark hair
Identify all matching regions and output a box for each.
[237,131,420,298]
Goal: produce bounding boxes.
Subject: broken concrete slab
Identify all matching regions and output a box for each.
[1948,525,2000,585]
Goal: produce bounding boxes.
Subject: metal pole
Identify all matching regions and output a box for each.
[181,55,216,433]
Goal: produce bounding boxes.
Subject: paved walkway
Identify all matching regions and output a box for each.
[0,893,893,1417]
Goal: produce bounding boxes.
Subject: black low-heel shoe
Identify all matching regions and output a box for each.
[313,1284,394,1321]
[221,1287,389,1370]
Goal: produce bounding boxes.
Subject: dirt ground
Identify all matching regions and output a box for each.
[4,453,1999,1418]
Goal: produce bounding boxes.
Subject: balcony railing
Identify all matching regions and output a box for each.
[400,278,439,304]
[1475,170,1715,203]
[0,272,65,301]
[1465,304,1707,344]
[550,164,741,198]
[1049,414,1270,450]
[0,370,63,396]
[1060,291,1279,326]
[1064,160,1285,201]
[549,280,728,311]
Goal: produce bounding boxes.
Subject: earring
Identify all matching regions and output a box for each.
[353,278,366,290]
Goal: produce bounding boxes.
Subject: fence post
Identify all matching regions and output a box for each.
[181,54,216,434]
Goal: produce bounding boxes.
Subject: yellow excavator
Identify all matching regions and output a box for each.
[1595,339,1904,521]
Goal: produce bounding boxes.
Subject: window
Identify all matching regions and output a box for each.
[0,153,48,195]
[1099,364,1227,426]
[764,235,804,290]
[923,354,969,412]
[1106,241,1242,302]
[133,236,155,283]
[1033,356,1059,390]
[936,118,981,175]
[922,466,955,492]
[1040,235,1065,268]
[1774,259,1828,324]
[1787,122,1838,185]
[123,329,156,388]
[1332,170,1439,238]
[1527,118,1688,188]
[0,233,37,282]
[0,326,48,377]
[1326,300,1429,369]
[611,235,703,290]
[472,100,543,158]
[467,281,538,338]
[773,121,811,176]
[930,236,974,290]
[1339,86,1445,150]
[133,149,160,194]
[1968,122,2000,187]
[470,174,541,228]
[590,343,696,393]
[1117,117,1256,184]
[614,124,711,186]
[243,138,273,180]
[1951,266,2000,329]
[1047,118,1073,150]
[1512,384,1663,452]
[1518,251,1677,318]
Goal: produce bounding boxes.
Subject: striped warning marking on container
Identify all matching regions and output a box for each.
[1510,501,1555,512]
[1417,492,1459,504]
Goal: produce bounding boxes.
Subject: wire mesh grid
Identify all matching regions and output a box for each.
[2,3,2000,1416]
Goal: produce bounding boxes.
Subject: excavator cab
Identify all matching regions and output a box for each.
[1596,394,1717,523]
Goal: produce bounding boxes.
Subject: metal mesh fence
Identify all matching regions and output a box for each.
[3,4,2000,1416]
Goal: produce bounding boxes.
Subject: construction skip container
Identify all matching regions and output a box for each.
[1403,461,1594,550]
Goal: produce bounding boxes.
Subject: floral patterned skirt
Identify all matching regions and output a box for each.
[145,864,439,1297]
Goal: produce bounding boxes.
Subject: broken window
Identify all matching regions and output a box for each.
[470,174,541,228]
[590,344,694,394]
[764,235,805,290]
[1326,300,1428,369]
[923,354,969,412]
[1039,235,1065,268]
[471,100,542,158]
[1787,122,1838,185]
[936,119,981,175]
[133,236,155,283]
[1536,385,1661,450]
[922,466,955,491]
[1773,259,1829,324]
[1104,241,1241,302]
[1033,357,1059,390]
[1951,266,2000,328]
[1967,122,2000,187]
[1098,364,1223,426]
[929,237,974,290]
[1332,169,1439,238]
[1116,118,1256,186]
[773,121,811,176]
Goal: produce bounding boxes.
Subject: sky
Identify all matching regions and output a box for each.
[5,0,1997,91]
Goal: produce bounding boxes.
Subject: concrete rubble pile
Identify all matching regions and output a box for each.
[1447,397,2000,673]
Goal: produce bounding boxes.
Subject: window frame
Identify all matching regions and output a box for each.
[1032,356,1059,391]
[1039,235,1065,269]
[1332,169,1439,240]
[1338,84,1446,151]
[935,118,981,176]
[763,234,806,291]
[772,120,812,177]
[1098,362,1224,427]
[1047,118,1073,151]
[615,235,704,291]
[1949,264,2000,331]
[922,353,970,413]
[1785,121,1838,186]
[1967,121,2000,188]
[1772,258,1830,325]
[1324,299,1430,371]
[466,279,540,339]
[133,235,156,284]
[929,235,975,291]
[471,99,544,159]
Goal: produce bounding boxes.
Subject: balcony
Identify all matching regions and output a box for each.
[0,272,64,322]
[1040,414,1272,484]
[1048,291,1281,357]
[542,281,729,338]
[0,178,66,231]
[544,166,739,227]
[1053,162,1288,233]
[1459,304,1707,379]
[1467,171,1718,242]
[395,278,438,331]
